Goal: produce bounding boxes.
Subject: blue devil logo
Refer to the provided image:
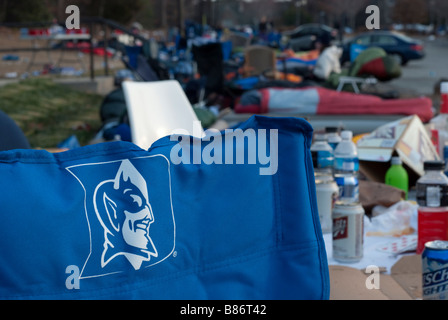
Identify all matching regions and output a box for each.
[67,155,175,279]
[94,160,158,270]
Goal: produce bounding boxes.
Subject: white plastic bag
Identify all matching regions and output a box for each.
[365,201,418,237]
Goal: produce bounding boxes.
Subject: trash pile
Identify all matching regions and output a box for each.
[310,81,448,299]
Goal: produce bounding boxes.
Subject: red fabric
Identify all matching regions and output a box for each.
[80,47,113,57]
[357,58,387,79]
[234,86,433,123]
[316,87,433,122]
[234,103,263,114]
[234,88,271,114]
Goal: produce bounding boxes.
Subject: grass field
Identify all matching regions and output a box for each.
[0,78,104,148]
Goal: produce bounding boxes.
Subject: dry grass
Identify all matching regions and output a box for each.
[0,78,104,148]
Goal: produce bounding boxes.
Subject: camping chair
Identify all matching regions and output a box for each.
[243,45,279,79]
[192,42,225,106]
[336,76,378,94]
[191,42,242,109]
[121,54,160,82]
[122,80,204,150]
[0,115,330,300]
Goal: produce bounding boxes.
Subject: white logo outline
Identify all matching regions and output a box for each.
[66,154,175,280]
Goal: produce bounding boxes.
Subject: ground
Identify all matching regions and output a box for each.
[0,78,104,148]
[0,27,122,78]
[0,28,447,149]
[0,28,121,149]
[389,35,448,111]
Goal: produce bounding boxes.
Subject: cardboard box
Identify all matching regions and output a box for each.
[329,255,422,300]
[357,115,440,185]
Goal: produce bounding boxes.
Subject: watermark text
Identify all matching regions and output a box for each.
[169,121,278,176]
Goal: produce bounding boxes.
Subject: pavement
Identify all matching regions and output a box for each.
[390,35,448,106]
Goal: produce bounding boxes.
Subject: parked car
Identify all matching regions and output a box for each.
[282,23,337,51]
[340,31,425,66]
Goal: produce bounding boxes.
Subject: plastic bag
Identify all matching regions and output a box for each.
[365,201,418,237]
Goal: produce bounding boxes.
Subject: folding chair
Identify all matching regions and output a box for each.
[336,76,378,94]
[0,116,330,300]
[122,80,204,150]
[243,45,279,79]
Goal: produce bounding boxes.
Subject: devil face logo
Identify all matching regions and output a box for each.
[67,155,175,279]
[94,160,158,270]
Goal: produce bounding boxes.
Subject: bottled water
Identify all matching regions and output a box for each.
[328,134,341,151]
[333,130,359,203]
[310,133,334,175]
[334,131,359,175]
[325,127,341,150]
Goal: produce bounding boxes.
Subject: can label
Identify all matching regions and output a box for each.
[332,204,364,262]
[334,175,359,203]
[422,263,448,299]
[422,242,448,300]
[416,183,448,207]
[333,216,348,240]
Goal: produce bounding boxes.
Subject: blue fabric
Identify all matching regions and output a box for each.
[124,45,142,69]
[350,44,368,62]
[0,115,329,300]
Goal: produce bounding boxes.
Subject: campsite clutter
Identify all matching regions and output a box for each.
[97,21,448,300]
[2,18,448,300]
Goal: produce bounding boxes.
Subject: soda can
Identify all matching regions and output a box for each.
[332,202,364,263]
[334,174,359,203]
[422,240,448,300]
[315,173,338,234]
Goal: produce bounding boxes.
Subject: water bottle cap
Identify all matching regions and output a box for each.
[391,157,402,165]
[424,160,445,171]
[340,130,353,140]
[314,133,326,141]
[325,127,338,133]
[328,135,341,143]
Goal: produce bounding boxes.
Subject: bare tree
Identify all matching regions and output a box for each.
[315,0,369,29]
[393,0,428,24]
[431,0,448,28]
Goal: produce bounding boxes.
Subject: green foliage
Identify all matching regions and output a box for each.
[0,79,103,148]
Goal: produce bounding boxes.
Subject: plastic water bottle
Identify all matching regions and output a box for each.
[326,127,341,150]
[385,156,409,199]
[334,131,358,174]
[416,160,448,254]
[310,133,334,175]
[333,130,359,203]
